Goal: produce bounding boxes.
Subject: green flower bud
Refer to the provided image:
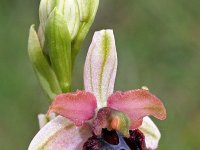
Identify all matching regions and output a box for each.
[38,0,57,47]
[72,0,99,65]
[77,0,90,22]
[57,0,80,40]
[77,0,99,22]
[39,0,80,41]
[39,0,57,34]
[45,9,71,92]
[28,25,62,100]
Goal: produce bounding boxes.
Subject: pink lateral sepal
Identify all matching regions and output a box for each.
[48,90,97,126]
[107,89,167,129]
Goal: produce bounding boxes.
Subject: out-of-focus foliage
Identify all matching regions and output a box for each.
[0,0,200,149]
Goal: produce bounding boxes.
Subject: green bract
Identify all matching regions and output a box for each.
[72,0,99,64]
[28,25,62,100]
[45,9,71,92]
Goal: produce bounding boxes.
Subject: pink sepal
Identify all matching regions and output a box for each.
[28,116,92,150]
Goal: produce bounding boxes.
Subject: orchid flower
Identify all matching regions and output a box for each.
[29,30,166,150]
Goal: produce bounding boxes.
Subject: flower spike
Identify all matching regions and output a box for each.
[28,1,167,149]
[84,30,117,109]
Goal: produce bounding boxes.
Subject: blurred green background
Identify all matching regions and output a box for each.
[0,0,200,149]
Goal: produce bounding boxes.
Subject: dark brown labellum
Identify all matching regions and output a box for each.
[83,129,146,150]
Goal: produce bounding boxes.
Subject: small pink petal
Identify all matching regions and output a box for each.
[48,90,97,126]
[107,89,167,129]
[28,116,92,150]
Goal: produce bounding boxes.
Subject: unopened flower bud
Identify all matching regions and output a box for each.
[77,0,99,22]
[39,0,80,41]
[71,0,99,64]
[57,0,80,40]
[39,0,56,34]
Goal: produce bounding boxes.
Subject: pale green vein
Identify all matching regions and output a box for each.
[89,45,95,92]
[99,31,110,103]
[40,124,74,149]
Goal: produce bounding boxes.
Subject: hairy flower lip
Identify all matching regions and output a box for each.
[83,129,146,150]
